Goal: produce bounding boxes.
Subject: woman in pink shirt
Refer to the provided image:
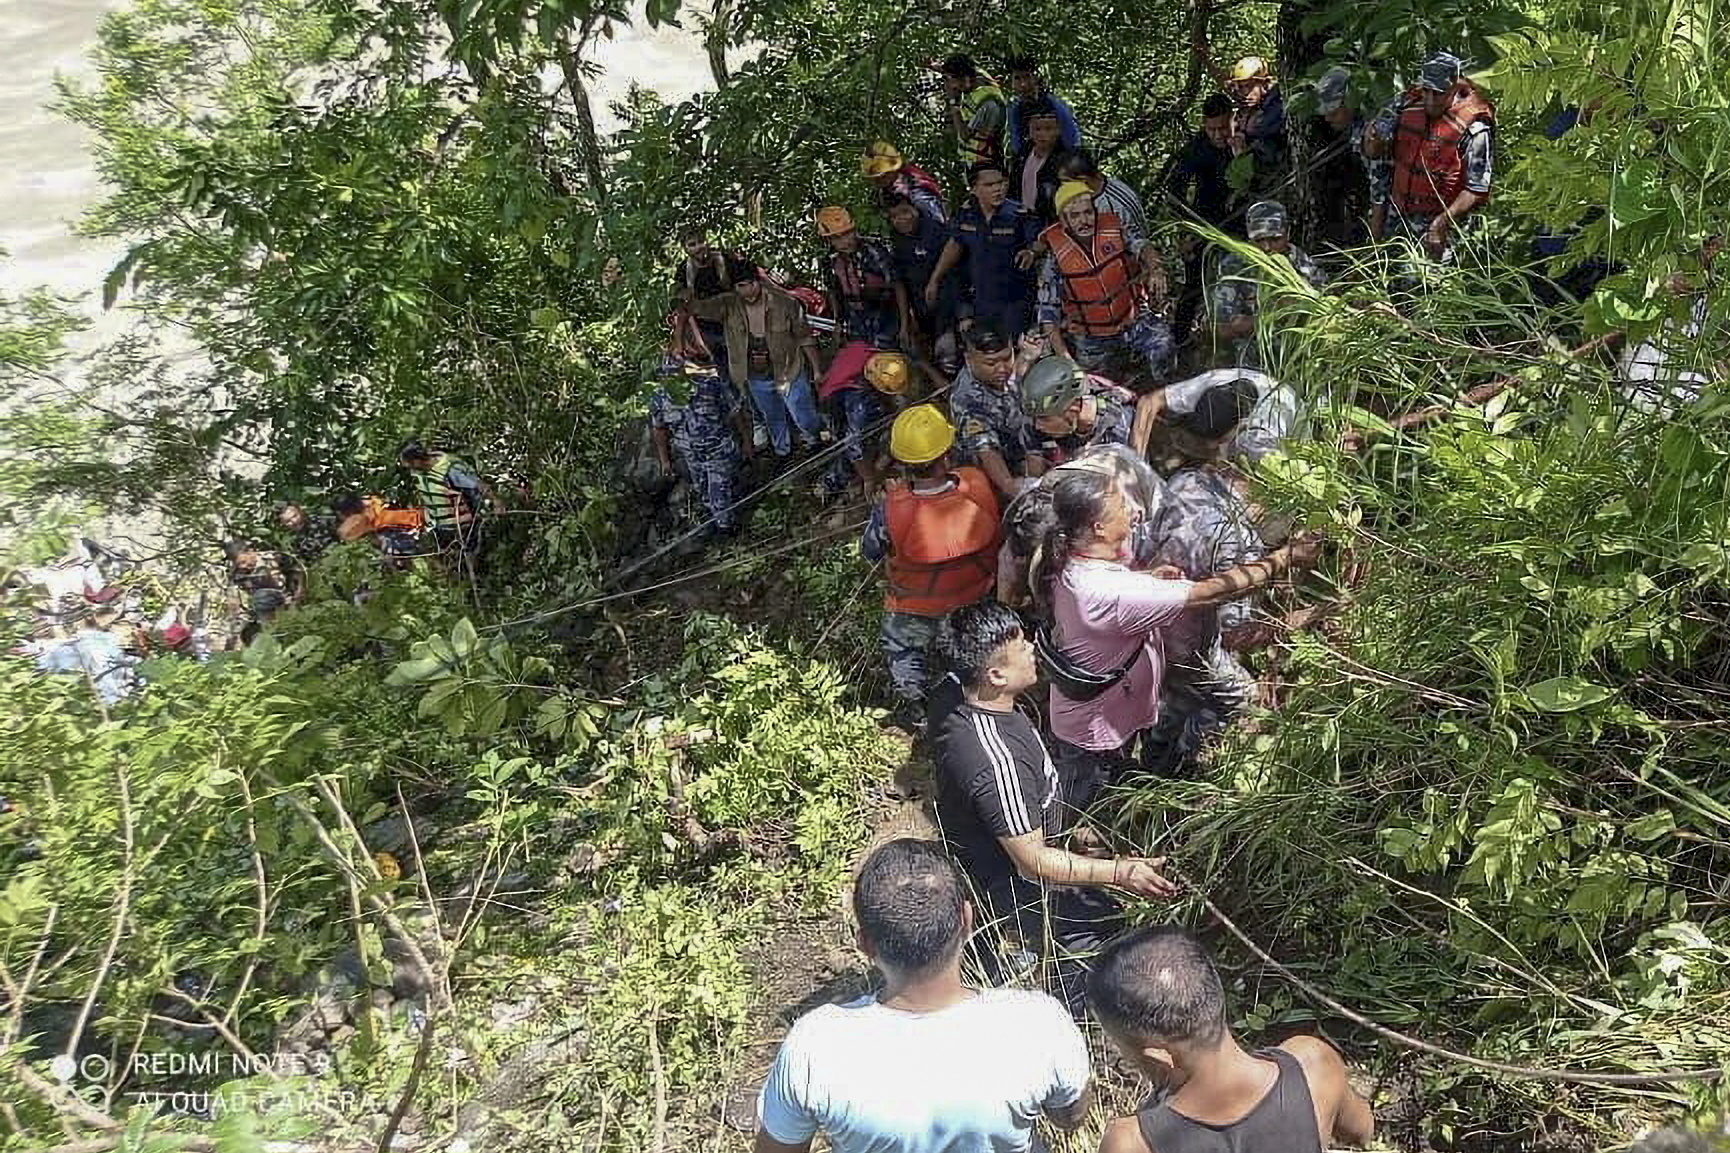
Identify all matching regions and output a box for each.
[1029,470,1320,804]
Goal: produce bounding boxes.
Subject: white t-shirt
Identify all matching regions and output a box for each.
[758,988,1090,1153]
[1163,368,1305,463]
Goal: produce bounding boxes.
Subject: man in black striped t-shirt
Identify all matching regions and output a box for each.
[929,601,1175,1002]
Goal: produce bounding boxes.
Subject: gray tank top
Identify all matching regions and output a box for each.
[1136,1048,1324,1153]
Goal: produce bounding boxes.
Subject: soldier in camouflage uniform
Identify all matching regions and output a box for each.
[1018,353,1153,467]
[947,323,1042,501]
[1208,200,1327,370]
[1365,52,1495,261]
[1141,374,1297,775]
[648,358,752,536]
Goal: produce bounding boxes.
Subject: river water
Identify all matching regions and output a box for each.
[0,0,713,322]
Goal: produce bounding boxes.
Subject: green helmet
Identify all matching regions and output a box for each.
[1019,355,1088,418]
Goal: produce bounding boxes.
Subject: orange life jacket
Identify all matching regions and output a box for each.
[339,496,427,541]
[1390,83,1494,218]
[884,467,1002,617]
[1042,212,1139,337]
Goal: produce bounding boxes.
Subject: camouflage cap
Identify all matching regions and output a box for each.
[1315,66,1350,114]
[1245,200,1288,240]
[1419,52,1464,92]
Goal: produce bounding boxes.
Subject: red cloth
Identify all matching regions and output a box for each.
[821,339,877,400]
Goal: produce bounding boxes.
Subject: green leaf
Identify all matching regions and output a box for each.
[1626,809,1675,841]
[1522,676,1614,712]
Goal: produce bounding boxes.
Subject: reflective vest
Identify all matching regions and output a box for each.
[1390,83,1494,218]
[960,83,1007,166]
[1042,213,1139,337]
[416,454,477,530]
[884,467,1002,616]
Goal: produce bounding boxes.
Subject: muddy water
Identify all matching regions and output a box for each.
[0,1,712,312]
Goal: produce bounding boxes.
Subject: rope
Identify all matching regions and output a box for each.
[1165,865,1727,1088]
[490,518,869,630]
[607,377,957,590]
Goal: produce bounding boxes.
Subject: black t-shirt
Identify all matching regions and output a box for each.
[931,697,1063,891]
[1164,133,1235,228]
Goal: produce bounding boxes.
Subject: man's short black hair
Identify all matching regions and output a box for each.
[936,601,1024,691]
[399,440,432,462]
[1202,93,1235,119]
[884,192,916,211]
[967,159,1006,185]
[1004,53,1038,73]
[962,320,1012,354]
[1088,926,1228,1046]
[1180,377,1261,440]
[333,494,366,517]
[1059,147,1102,181]
[725,256,758,285]
[854,839,967,972]
[939,53,979,78]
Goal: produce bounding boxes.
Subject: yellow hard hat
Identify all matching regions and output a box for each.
[865,351,911,395]
[816,205,856,237]
[861,140,905,179]
[1053,181,1094,216]
[1231,55,1271,82]
[373,851,402,880]
[890,404,955,465]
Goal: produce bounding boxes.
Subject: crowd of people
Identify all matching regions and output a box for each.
[663,43,1525,1153]
[11,441,508,700]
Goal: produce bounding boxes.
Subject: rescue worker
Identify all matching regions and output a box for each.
[1057,148,1148,243]
[1366,52,1495,259]
[1149,366,1307,463]
[1012,100,1072,224]
[1005,53,1082,154]
[1209,200,1326,370]
[1307,66,1382,253]
[648,357,753,538]
[684,258,825,462]
[334,494,427,563]
[1140,377,1276,777]
[948,323,1045,501]
[925,161,1041,340]
[1019,353,1158,466]
[1163,94,1239,348]
[818,346,909,499]
[1035,182,1172,381]
[860,405,1002,727]
[817,206,912,350]
[861,140,948,224]
[937,53,1008,168]
[400,441,497,558]
[1225,55,1288,200]
[886,194,963,371]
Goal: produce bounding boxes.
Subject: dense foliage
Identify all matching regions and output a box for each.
[2,0,1728,1148]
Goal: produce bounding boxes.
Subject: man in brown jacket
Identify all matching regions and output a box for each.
[684,259,826,461]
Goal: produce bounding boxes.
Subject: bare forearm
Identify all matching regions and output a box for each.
[1188,546,1292,606]
[978,449,1017,498]
[1131,392,1163,456]
[1440,189,1486,224]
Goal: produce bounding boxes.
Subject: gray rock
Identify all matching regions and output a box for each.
[362,814,439,856]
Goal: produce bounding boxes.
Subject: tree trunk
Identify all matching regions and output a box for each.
[559,41,610,208]
[1277,0,1331,247]
[705,0,732,88]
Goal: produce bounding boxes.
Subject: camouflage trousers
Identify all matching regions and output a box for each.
[1140,641,1254,777]
[1070,313,1174,385]
[676,446,742,532]
[881,611,940,704]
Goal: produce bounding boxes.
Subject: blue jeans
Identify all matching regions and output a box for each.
[747,372,822,457]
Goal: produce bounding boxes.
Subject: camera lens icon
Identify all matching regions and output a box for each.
[79,1054,112,1081]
